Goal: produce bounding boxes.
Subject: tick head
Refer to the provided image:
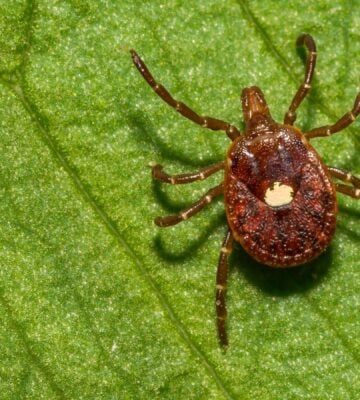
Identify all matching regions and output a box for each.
[241,86,271,124]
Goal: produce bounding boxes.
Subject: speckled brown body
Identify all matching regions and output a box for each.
[225,89,337,267]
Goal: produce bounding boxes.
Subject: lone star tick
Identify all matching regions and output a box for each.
[131,34,360,348]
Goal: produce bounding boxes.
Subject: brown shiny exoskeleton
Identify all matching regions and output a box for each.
[131,34,360,348]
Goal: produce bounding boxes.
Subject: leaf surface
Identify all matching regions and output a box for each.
[1,1,359,398]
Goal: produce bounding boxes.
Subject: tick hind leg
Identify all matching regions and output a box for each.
[216,229,233,349]
[151,161,225,184]
[154,183,223,227]
[305,93,360,139]
[284,34,317,125]
[130,50,240,140]
[327,166,360,199]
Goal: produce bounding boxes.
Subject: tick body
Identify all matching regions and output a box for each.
[131,34,360,348]
[225,87,337,267]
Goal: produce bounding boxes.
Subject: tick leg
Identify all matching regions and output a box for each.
[305,93,360,139]
[284,34,317,125]
[216,229,233,349]
[154,183,223,227]
[334,184,360,199]
[130,50,240,140]
[327,166,360,199]
[151,161,225,185]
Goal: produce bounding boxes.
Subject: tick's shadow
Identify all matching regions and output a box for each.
[126,110,222,168]
[152,180,191,214]
[153,211,225,263]
[151,168,227,262]
[336,203,360,243]
[153,213,332,297]
[231,244,333,297]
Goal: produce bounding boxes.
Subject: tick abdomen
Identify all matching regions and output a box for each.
[224,125,337,267]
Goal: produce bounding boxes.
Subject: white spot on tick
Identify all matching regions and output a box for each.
[264,182,294,207]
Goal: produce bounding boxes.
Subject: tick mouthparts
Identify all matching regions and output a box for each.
[241,86,271,122]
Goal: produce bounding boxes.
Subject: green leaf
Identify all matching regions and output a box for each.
[1,1,359,398]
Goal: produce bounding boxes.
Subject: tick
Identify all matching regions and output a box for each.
[131,34,360,348]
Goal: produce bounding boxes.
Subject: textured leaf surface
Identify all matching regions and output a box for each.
[1,1,359,399]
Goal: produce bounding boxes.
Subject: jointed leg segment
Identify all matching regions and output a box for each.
[154,183,224,227]
[305,93,360,139]
[327,166,360,199]
[151,161,225,184]
[130,50,240,140]
[284,34,317,125]
[216,229,233,349]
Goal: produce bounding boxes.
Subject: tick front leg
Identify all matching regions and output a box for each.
[151,161,225,184]
[327,166,360,199]
[216,229,233,349]
[284,34,317,125]
[305,93,360,139]
[154,183,223,227]
[130,50,240,140]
